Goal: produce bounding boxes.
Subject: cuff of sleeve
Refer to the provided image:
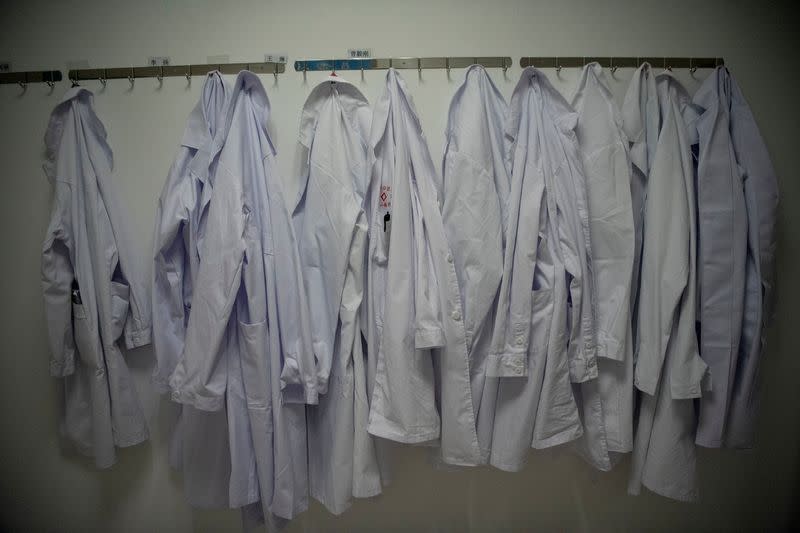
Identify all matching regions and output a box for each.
[485,353,528,377]
[151,375,171,395]
[634,375,658,396]
[281,383,318,405]
[669,358,710,400]
[568,351,598,383]
[50,354,75,377]
[170,389,224,412]
[596,333,623,361]
[125,326,152,349]
[415,326,446,349]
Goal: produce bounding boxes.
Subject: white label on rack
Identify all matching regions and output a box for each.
[148,56,171,66]
[347,48,373,59]
[264,53,288,64]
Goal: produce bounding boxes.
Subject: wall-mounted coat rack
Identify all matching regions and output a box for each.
[519,56,724,71]
[67,61,286,85]
[0,70,62,87]
[294,56,513,73]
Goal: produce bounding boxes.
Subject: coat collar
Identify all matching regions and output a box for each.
[298,74,369,149]
[181,71,230,151]
[507,67,578,146]
[370,69,425,151]
[622,63,659,176]
[44,86,111,182]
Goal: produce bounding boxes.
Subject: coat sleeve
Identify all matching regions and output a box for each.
[410,183,445,349]
[168,165,245,411]
[271,194,319,405]
[41,181,76,378]
[486,174,545,378]
[730,80,779,327]
[151,156,193,392]
[633,112,690,396]
[110,187,152,350]
[560,157,599,383]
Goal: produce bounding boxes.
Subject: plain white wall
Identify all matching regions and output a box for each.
[1,0,797,530]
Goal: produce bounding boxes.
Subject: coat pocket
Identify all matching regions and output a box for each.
[237,319,269,410]
[529,287,553,354]
[109,281,130,341]
[72,303,104,374]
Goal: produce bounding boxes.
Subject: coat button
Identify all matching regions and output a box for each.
[516,337,524,346]
[446,253,454,263]
[451,310,461,321]
[513,367,523,375]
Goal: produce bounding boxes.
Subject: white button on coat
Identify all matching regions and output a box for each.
[41,87,151,469]
[293,75,383,515]
[365,69,481,466]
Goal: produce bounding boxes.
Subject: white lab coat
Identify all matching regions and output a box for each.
[169,71,313,521]
[623,65,658,344]
[625,67,705,501]
[294,76,382,515]
[365,69,481,466]
[441,65,509,462]
[151,72,233,508]
[692,66,779,449]
[41,87,151,468]
[570,63,635,470]
[488,67,585,471]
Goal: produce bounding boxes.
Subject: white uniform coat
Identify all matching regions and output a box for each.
[169,71,313,521]
[365,69,481,466]
[294,76,382,515]
[488,67,586,472]
[441,65,509,462]
[625,67,705,501]
[152,72,233,508]
[42,87,151,468]
[692,66,779,448]
[570,63,635,470]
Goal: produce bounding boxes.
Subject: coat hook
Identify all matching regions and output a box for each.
[128,67,135,88]
[186,68,191,83]
[446,57,451,77]
[99,68,107,88]
[502,58,508,76]
[157,66,164,85]
[303,62,307,83]
[418,57,422,79]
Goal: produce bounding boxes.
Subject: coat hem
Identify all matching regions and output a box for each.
[367,417,439,444]
[532,424,583,450]
[170,389,224,411]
